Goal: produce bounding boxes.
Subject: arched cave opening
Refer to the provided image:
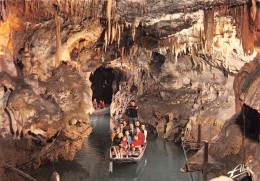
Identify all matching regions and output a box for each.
[236,104,260,142]
[90,67,126,105]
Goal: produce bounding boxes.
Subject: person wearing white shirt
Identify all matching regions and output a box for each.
[141,124,147,144]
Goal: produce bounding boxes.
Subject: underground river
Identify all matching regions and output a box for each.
[32,111,206,181]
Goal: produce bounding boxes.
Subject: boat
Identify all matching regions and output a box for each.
[92,106,110,115]
[109,144,147,163]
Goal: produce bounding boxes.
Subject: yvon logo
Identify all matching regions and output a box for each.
[227,164,254,179]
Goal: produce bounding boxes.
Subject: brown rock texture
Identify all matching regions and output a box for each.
[234,59,260,114]
[0,65,93,180]
[0,0,259,180]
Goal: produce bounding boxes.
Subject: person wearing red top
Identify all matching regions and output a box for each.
[98,100,105,109]
[119,136,129,158]
[136,127,145,146]
[131,135,142,155]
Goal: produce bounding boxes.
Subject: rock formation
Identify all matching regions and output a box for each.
[0,0,259,180]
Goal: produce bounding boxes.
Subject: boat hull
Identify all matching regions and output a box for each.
[110,145,146,163]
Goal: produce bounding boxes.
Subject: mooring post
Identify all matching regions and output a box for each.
[109,161,113,173]
[203,141,209,181]
[198,124,201,148]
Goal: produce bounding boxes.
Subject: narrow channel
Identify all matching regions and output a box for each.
[33,111,205,181]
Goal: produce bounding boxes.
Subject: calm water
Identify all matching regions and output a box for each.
[33,112,205,181]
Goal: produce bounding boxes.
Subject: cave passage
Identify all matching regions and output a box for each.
[90,67,121,105]
[237,105,260,142]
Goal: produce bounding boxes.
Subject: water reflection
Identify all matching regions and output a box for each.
[33,112,205,181]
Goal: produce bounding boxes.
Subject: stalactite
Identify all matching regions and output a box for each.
[75,0,78,16]
[82,0,88,18]
[199,28,202,50]
[104,30,108,52]
[65,0,69,15]
[132,23,136,41]
[24,0,29,15]
[225,44,230,71]
[242,4,255,56]
[31,0,36,13]
[71,0,74,16]
[121,47,125,57]
[184,6,186,21]
[111,22,115,43]
[107,0,112,43]
[130,47,133,56]
[0,0,6,21]
[121,23,124,32]
[117,24,121,49]
[203,8,214,52]
[37,0,40,10]
[251,0,256,22]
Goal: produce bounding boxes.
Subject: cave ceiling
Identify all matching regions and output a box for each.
[0,0,259,70]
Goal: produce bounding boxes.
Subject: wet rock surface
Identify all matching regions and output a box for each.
[0,0,259,180]
[0,65,92,180]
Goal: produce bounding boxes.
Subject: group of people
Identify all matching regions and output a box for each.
[111,119,147,158]
[93,98,105,109]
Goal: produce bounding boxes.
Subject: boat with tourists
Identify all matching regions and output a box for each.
[110,144,146,163]
[93,106,110,115]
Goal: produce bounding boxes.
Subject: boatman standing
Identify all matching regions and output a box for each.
[126,100,138,124]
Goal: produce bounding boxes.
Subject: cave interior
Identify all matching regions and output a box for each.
[90,67,126,104]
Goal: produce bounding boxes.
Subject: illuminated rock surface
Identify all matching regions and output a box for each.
[0,0,259,180]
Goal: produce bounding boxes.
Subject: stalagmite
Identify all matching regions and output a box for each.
[55,11,61,68]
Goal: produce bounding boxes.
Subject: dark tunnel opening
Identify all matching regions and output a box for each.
[90,67,127,105]
[236,104,260,142]
[90,67,115,105]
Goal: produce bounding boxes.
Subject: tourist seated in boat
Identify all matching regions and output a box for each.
[131,135,142,155]
[135,120,141,129]
[136,127,145,146]
[112,133,122,158]
[98,100,105,109]
[122,120,127,127]
[125,130,132,148]
[141,124,147,144]
[129,123,135,138]
[111,126,123,141]
[93,98,98,109]
[119,136,129,158]
[122,120,129,134]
